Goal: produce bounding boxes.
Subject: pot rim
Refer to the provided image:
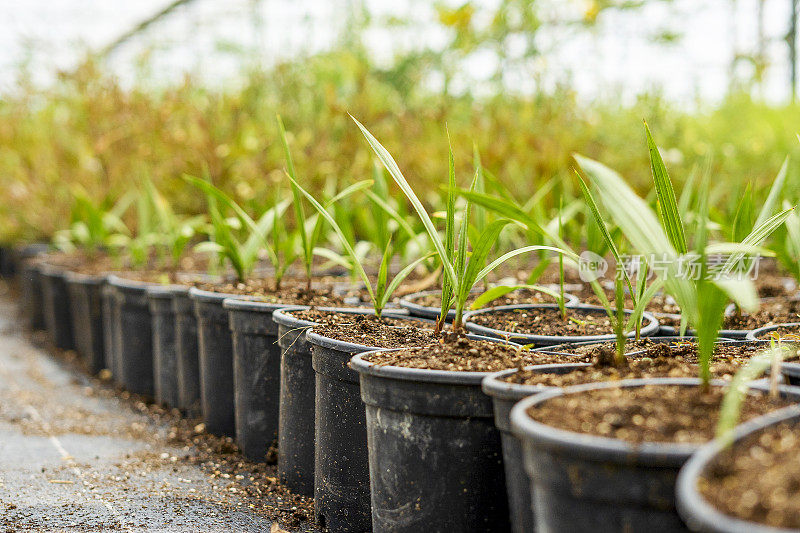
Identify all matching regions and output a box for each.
[222,297,293,313]
[399,287,580,316]
[510,377,741,466]
[349,336,521,385]
[747,322,800,341]
[37,262,69,276]
[146,283,190,299]
[675,404,800,533]
[62,269,108,284]
[463,303,660,344]
[481,363,592,400]
[107,273,163,291]
[271,305,384,328]
[187,285,242,303]
[781,362,800,380]
[306,311,429,353]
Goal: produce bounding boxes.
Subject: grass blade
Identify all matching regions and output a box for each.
[645,122,688,254]
[352,116,457,287]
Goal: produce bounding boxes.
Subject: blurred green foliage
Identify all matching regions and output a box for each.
[0,29,798,242]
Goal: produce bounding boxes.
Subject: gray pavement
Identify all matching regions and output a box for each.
[0,289,315,532]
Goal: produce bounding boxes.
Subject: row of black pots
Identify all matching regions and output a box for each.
[505,377,800,533]
[20,264,800,532]
[477,335,800,533]
[347,339,798,533]
[272,306,426,532]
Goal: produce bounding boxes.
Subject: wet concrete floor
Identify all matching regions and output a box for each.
[0,290,316,532]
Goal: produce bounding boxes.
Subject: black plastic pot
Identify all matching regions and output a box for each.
[101,282,121,384]
[746,322,800,341]
[10,243,49,281]
[743,328,800,387]
[222,298,289,462]
[147,284,184,408]
[399,288,579,321]
[532,334,694,354]
[108,275,156,398]
[665,300,798,340]
[350,340,518,533]
[64,271,107,374]
[482,363,591,533]
[39,264,75,350]
[464,303,660,346]
[19,260,45,330]
[272,306,317,496]
[173,287,201,416]
[676,404,800,533]
[509,378,800,533]
[0,246,13,277]
[190,287,239,436]
[307,310,420,533]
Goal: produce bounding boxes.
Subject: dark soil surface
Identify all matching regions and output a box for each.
[507,341,800,388]
[699,419,800,529]
[362,335,572,372]
[409,287,565,309]
[288,309,436,349]
[39,251,213,278]
[541,337,687,356]
[527,385,791,444]
[724,298,800,330]
[0,290,317,532]
[582,290,680,314]
[752,270,798,298]
[193,277,360,306]
[467,306,618,337]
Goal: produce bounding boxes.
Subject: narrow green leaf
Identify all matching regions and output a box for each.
[287,174,375,304]
[470,284,561,310]
[754,157,789,230]
[376,238,392,306]
[576,170,635,299]
[278,115,312,276]
[352,116,457,287]
[716,348,784,444]
[645,122,688,254]
[378,252,437,310]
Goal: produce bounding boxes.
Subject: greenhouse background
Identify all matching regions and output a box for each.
[4,1,800,532]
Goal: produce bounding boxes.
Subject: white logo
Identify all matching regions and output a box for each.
[578,251,608,282]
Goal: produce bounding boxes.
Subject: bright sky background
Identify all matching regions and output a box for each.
[1,0,796,105]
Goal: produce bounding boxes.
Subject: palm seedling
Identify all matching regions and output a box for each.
[53,187,132,257]
[576,123,794,388]
[184,173,289,283]
[142,179,206,276]
[352,117,574,334]
[277,115,375,290]
[715,339,795,445]
[288,176,434,318]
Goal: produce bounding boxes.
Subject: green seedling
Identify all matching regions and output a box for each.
[353,116,573,333]
[576,123,793,388]
[288,176,434,318]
